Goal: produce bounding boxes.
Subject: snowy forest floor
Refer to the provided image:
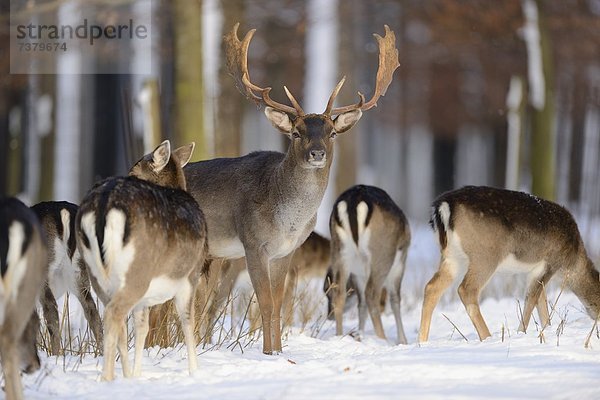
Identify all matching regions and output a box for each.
[15,223,600,399]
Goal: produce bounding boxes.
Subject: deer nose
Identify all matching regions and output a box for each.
[310,150,325,161]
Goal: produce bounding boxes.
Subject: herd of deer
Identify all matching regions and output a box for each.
[2,24,600,399]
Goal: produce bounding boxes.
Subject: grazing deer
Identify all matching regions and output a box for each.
[1,197,47,400]
[282,231,331,325]
[76,141,207,381]
[324,185,410,344]
[197,231,331,343]
[419,185,600,342]
[184,23,400,354]
[31,201,103,355]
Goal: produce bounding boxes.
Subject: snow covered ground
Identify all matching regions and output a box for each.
[22,291,600,400]
[15,222,600,399]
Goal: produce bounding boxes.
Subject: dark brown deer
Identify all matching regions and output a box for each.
[31,201,103,355]
[324,185,410,344]
[76,141,207,381]
[184,23,400,355]
[1,197,47,400]
[419,186,600,342]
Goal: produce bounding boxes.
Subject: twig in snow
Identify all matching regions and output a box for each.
[584,311,600,349]
[442,313,468,342]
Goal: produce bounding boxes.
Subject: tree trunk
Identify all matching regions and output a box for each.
[334,0,357,196]
[215,0,245,157]
[527,0,555,200]
[173,0,206,160]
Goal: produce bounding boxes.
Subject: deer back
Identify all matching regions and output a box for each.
[431,186,584,273]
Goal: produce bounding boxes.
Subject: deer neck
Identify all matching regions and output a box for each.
[569,257,600,320]
[272,145,333,217]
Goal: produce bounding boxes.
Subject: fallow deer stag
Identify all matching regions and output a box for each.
[32,201,103,355]
[76,141,207,381]
[184,23,400,354]
[419,185,600,342]
[1,198,47,400]
[324,185,411,344]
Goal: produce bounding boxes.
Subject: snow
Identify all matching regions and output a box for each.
[21,289,600,400]
[12,223,600,399]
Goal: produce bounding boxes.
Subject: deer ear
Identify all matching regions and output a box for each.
[152,140,171,172]
[173,142,195,168]
[265,107,293,133]
[333,109,362,134]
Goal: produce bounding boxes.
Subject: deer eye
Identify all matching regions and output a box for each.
[292,131,301,139]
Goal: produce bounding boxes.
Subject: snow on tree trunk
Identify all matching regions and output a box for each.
[505,76,524,191]
[521,0,544,110]
[521,0,555,200]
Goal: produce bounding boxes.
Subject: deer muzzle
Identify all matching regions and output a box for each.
[308,149,326,168]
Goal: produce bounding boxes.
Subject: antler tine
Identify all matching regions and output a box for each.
[323,76,346,116]
[330,25,400,115]
[224,23,299,116]
[284,86,305,116]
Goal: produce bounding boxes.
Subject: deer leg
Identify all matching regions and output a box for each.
[197,259,223,345]
[102,293,135,381]
[118,321,131,378]
[245,249,273,354]
[536,289,550,329]
[519,270,553,333]
[132,307,150,377]
[75,258,103,347]
[457,264,496,341]
[282,264,298,329]
[365,278,386,340]
[418,258,457,342]
[40,283,61,356]
[332,258,349,337]
[0,336,24,400]
[389,279,407,345]
[205,259,234,342]
[269,253,293,353]
[174,280,199,374]
[102,305,122,381]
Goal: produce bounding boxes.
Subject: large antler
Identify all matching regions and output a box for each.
[224,23,305,116]
[325,25,400,116]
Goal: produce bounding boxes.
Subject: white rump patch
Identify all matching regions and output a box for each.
[103,209,136,293]
[60,208,71,244]
[438,201,451,231]
[1,222,29,313]
[47,236,73,299]
[356,201,369,236]
[442,229,469,278]
[80,212,109,290]
[334,200,371,291]
[47,207,76,298]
